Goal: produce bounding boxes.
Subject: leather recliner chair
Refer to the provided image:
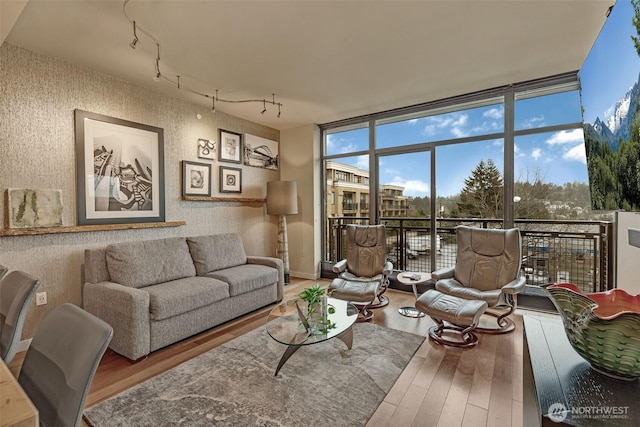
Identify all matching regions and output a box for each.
[432,226,526,333]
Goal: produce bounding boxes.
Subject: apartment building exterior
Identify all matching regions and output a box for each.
[325,160,409,218]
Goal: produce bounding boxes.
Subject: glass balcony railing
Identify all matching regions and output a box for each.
[325,217,613,293]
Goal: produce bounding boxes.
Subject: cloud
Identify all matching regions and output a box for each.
[531,148,542,160]
[407,119,419,126]
[326,135,358,154]
[451,126,469,138]
[422,124,437,136]
[563,143,586,164]
[355,155,369,170]
[546,129,584,145]
[385,176,430,196]
[541,129,586,163]
[421,113,469,137]
[521,115,545,129]
[483,107,503,119]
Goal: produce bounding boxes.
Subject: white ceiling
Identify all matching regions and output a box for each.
[4,0,612,131]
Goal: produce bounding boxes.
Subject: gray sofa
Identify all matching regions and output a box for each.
[82,234,283,360]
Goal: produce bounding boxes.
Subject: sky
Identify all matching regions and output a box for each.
[326,1,637,198]
[580,0,640,125]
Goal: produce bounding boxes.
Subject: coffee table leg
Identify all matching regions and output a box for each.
[275,345,301,376]
[336,326,353,350]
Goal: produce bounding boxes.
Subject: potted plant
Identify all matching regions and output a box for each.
[297,284,336,334]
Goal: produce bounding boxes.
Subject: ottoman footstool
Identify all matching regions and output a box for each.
[328,278,379,321]
[416,289,488,348]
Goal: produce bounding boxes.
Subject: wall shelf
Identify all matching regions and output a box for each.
[0,221,186,237]
[181,196,266,203]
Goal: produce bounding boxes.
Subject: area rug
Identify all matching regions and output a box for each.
[84,322,424,427]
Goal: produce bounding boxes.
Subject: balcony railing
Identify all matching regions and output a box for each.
[325,217,614,293]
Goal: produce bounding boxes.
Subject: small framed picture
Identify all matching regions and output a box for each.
[197,138,216,160]
[219,129,242,163]
[220,166,242,193]
[182,161,212,197]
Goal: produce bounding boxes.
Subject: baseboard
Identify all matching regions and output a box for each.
[18,338,31,353]
[289,271,319,280]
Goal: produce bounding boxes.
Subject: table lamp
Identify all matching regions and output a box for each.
[267,181,298,284]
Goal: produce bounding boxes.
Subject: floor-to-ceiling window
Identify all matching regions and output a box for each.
[321,73,606,280]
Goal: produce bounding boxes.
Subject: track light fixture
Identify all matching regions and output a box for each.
[153,43,161,81]
[123,0,283,118]
[129,20,139,49]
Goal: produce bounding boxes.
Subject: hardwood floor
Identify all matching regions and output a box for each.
[8,278,526,427]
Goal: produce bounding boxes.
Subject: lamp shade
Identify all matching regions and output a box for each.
[266,181,298,215]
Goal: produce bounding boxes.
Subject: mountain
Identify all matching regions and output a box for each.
[587,74,640,151]
[591,117,618,150]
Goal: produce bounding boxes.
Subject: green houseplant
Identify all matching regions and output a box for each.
[298,284,336,334]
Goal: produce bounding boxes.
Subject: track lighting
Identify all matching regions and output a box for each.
[153,43,161,81]
[123,0,283,117]
[129,20,139,49]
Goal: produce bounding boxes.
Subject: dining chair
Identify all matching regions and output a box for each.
[0,270,40,364]
[18,303,113,427]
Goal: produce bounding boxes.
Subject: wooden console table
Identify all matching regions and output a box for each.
[524,314,639,426]
[0,359,38,426]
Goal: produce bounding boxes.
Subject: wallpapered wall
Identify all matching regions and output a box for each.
[0,43,280,339]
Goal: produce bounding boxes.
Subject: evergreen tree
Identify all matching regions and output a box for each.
[457,159,503,218]
[632,0,640,56]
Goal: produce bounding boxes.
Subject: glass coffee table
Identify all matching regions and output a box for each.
[266,297,358,376]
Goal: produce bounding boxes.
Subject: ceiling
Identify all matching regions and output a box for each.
[3,0,612,131]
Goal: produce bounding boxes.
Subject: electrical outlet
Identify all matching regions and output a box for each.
[36,291,47,306]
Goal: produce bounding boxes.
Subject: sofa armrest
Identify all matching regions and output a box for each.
[431,266,455,280]
[247,256,284,302]
[83,281,150,361]
[501,276,526,295]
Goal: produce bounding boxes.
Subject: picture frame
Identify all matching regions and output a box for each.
[197,138,215,160]
[74,109,165,225]
[244,133,279,170]
[218,129,242,163]
[219,166,242,193]
[182,161,212,197]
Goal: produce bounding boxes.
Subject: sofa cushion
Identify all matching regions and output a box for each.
[106,237,196,288]
[187,234,248,275]
[205,264,278,297]
[145,276,230,321]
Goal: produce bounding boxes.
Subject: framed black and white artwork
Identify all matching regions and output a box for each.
[244,133,278,170]
[74,109,165,225]
[182,161,212,197]
[218,129,242,163]
[197,138,216,160]
[219,166,242,193]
